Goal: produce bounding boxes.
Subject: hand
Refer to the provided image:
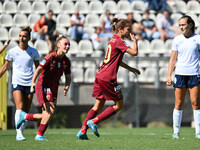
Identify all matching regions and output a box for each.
[130,68,140,75]
[63,86,69,96]
[166,76,172,86]
[30,82,36,93]
[130,33,137,42]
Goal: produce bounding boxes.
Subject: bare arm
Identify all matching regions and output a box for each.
[0,40,10,54]
[0,60,11,78]
[30,66,43,92]
[63,74,71,96]
[120,61,140,75]
[34,60,40,69]
[126,33,138,56]
[166,51,177,86]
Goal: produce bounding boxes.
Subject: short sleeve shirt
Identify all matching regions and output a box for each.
[95,34,130,82]
[172,34,200,75]
[37,51,71,92]
[5,45,40,86]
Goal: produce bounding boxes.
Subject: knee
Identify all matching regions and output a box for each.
[191,100,200,110]
[114,103,124,112]
[175,103,184,110]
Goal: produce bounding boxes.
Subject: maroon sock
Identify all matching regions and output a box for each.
[81,109,98,133]
[26,114,35,121]
[93,107,116,124]
[37,124,48,136]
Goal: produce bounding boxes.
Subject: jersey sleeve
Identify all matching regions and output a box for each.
[34,50,41,61]
[5,49,13,61]
[116,39,131,53]
[171,38,178,51]
[39,54,51,69]
[64,58,71,75]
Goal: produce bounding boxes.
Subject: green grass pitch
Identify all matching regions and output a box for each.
[1,127,200,150]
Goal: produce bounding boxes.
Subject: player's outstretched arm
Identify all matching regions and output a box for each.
[0,60,11,78]
[0,39,10,54]
[63,74,71,96]
[30,66,43,92]
[120,61,140,75]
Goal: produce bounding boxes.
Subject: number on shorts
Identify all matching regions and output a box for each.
[104,44,111,63]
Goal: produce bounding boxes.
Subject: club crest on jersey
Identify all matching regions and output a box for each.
[114,85,121,92]
[40,59,46,65]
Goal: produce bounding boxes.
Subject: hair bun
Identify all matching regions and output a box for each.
[23,26,32,33]
[56,34,64,41]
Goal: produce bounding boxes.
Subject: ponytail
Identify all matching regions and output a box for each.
[110,18,131,33]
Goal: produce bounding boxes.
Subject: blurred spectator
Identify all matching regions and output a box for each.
[101,10,113,38]
[91,26,110,51]
[127,12,138,32]
[0,39,10,54]
[47,10,57,52]
[70,10,89,42]
[31,15,48,40]
[141,10,160,41]
[148,0,167,12]
[156,10,179,41]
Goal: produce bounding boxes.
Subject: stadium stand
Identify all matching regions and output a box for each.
[17,1,32,14]
[0,27,8,41]
[8,27,22,41]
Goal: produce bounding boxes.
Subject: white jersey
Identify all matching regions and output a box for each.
[5,45,40,86]
[172,33,200,75]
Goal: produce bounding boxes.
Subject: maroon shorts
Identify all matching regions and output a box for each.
[36,83,57,107]
[92,78,123,101]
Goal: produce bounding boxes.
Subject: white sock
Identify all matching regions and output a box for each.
[173,109,183,134]
[15,110,22,128]
[15,109,24,136]
[193,109,200,134]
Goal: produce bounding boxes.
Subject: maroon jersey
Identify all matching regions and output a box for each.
[96,34,130,82]
[37,51,71,93]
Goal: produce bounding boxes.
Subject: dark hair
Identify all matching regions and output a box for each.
[110,18,131,33]
[48,10,53,13]
[21,26,32,38]
[179,15,195,33]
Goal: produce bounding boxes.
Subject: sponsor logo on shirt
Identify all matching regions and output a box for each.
[40,59,46,65]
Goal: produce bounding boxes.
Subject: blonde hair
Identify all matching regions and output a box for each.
[110,18,131,33]
[55,35,69,51]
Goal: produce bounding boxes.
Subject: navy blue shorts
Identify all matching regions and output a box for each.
[173,75,200,88]
[12,84,35,95]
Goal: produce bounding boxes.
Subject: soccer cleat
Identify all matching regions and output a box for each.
[87,120,100,137]
[35,135,48,141]
[16,111,27,129]
[172,133,180,139]
[76,130,89,140]
[195,133,200,139]
[16,134,26,141]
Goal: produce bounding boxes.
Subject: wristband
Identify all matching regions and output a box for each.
[4,42,8,46]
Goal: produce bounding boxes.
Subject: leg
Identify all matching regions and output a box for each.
[189,86,200,137]
[35,101,55,141]
[77,99,105,139]
[172,88,187,138]
[13,90,26,141]
[87,99,123,137]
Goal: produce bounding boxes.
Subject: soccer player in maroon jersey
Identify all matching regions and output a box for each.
[16,35,71,141]
[76,18,140,140]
